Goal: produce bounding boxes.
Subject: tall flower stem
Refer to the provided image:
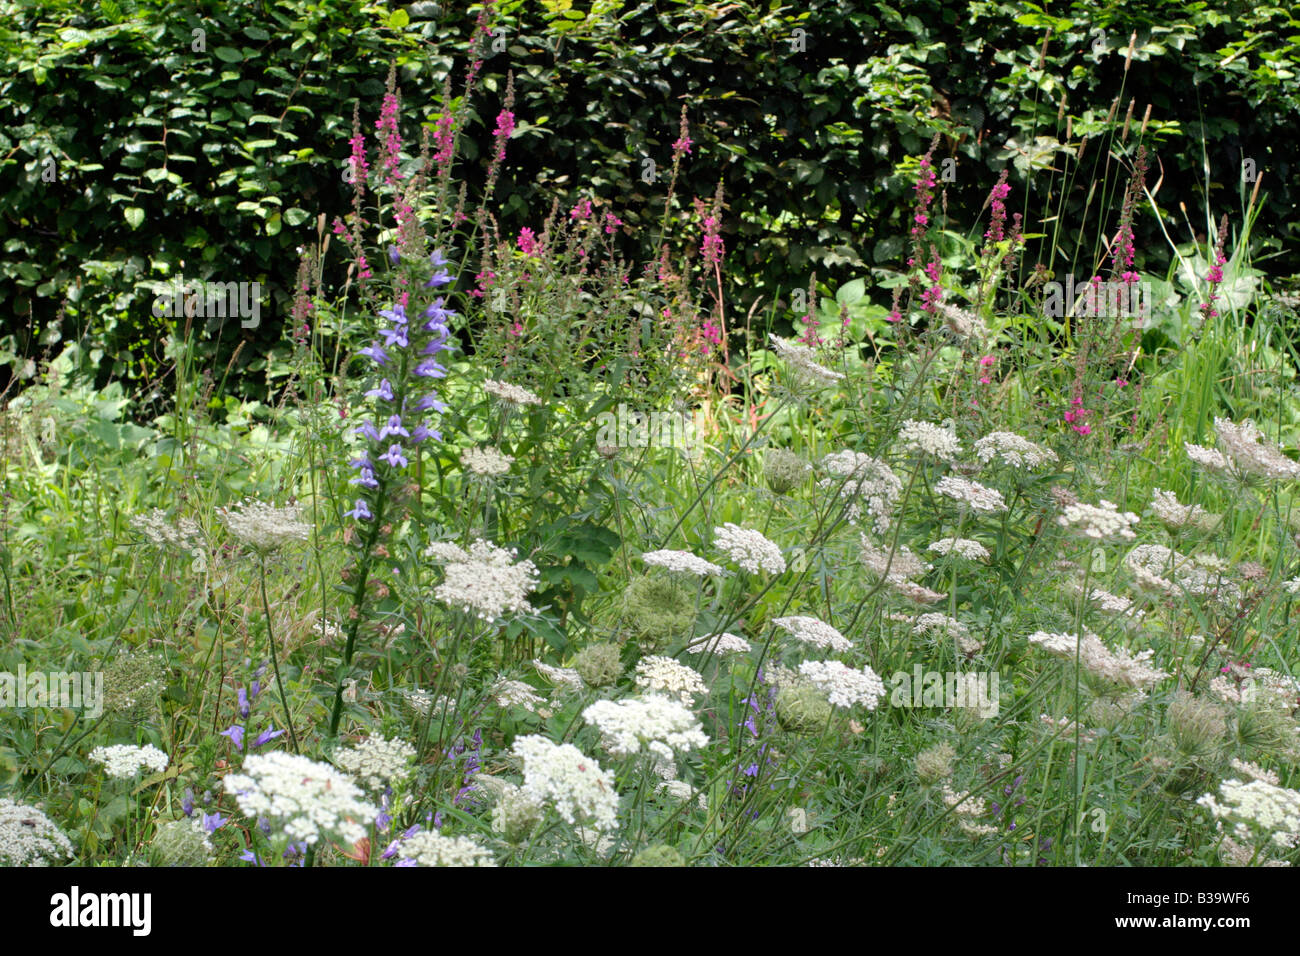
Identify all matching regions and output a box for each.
[1071,560,1091,865]
[259,555,300,754]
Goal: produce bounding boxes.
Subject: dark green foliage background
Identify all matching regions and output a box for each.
[2,0,1296,398]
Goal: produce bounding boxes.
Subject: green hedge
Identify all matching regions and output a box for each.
[2,0,1297,397]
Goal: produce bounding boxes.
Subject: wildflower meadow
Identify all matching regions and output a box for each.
[3,1,1300,903]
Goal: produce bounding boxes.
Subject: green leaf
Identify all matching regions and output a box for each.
[388,9,410,28]
[214,47,243,63]
[123,207,144,229]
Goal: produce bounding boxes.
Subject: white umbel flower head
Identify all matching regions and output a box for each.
[0,799,74,866]
[798,659,886,710]
[582,695,709,761]
[973,431,1058,469]
[218,499,310,551]
[333,734,416,791]
[130,508,203,552]
[1027,630,1168,689]
[483,380,543,407]
[89,743,169,779]
[512,735,620,831]
[934,476,1007,513]
[223,751,377,846]
[818,451,902,533]
[396,829,497,866]
[687,632,753,655]
[767,334,845,386]
[1150,489,1219,532]
[772,615,853,653]
[1057,499,1140,540]
[1185,442,1232,476]
[1213,418,1300,481]
[641,549,727,577]
[461,446,514,477]
[634,656,709,704]
[429,539,539,623]
[899,420,962,463]
[713,523,786,574]
[1198,778,1300,849]
[927,537,990,561]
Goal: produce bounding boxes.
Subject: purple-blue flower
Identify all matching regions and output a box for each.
[379,324,409,349]
[380,444,408,468]
[346,499,373,521]
[238,688,250,719]
[358,342,390,366]
[379,415,410,439]
[221,724,245,751]
[366,378,395,402]
[355,420,382,442]
[413,359,446,379]
[253,726,285,748]
[411,394,449,414]
[202,812,227,833]
[379,304,408,325]
[349,464,379,489]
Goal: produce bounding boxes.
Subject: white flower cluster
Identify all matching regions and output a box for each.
[0,799,74,866]
[899,420,962,463]
[396,829,497,866]
[1126,543,1240,605]
[533,659,586,693]
[941,786,998,835]
[1057,499,1140,541]
[217,499,311,551]
[713,523,786,574]
[772,615,853,653]
[400,689,453,717]
[1150,489,1219,531]
[634,656,708,704]
[1185,441,1232,475]
[973,431,1058,469]
[1283,577,1300,596]
[492,677,547,713]
[767,334,845,386]
[1198,778,1300,849]
[687,632,753,655]
[1213,417,1300,481]
[1073,585,1145,624]
[927,537,990,561]
[582,695,709,761]
[934,476,1007,513]
[461,445,514,477]
[130,508,202,552]
[911,613,983,654]
[511,735,620,831]
[818,451,902,533]
[333,734,416,791]
[1231,759,1281,786]
[1027,630,1169,689]
[936,303,989,340]
[483,379,543,407]
[223,751,377,846]
[860,537,931,581]
[641,549,726,577]
[89,743,169,779]
[428,539,540,623]
[798,659,886,710]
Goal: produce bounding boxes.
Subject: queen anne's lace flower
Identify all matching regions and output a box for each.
[223,752,377,846]
[512,735,619,831]
[491,678,547,713]
[483,380,542,406]
[533,659,585,692]
[1198,778,1300,849]
[1150,489,1219,532]
[899,420,962,462]
[798,660,886,709]
[687,632,752,655]
[713,524,786,574]
[461,446,514,477]
[768,334,845,385]
[582,695,709,761]
[818,451,902,533]
[911,613,983,654]
[772,615,853,653]
[641,549,727,577]
[428,539,539,622]
[934,476,1007,513]
[218,499,310,551]
[927,537,990,561]
[1185,442,1232,476]
[0,799,73,866]
[634,656,708,704]
[130,508,202,552]
[973,431,1058,469]
[1213,418,1300,481]
[333,734,416,791]
[396,829,497,866]
[1057,499,1140,540]
[1027,630,1169,689]
[89,744,169,779]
